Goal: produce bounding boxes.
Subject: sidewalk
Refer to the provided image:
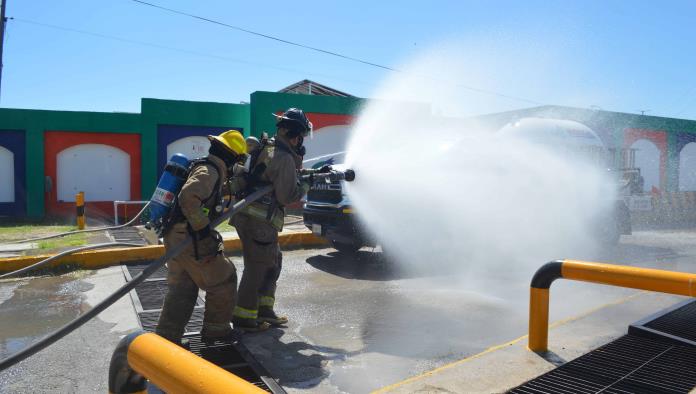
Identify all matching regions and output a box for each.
[218,215,309,240]
[0,243,38,258]
[0,217,325,274]
[375,292,686,393]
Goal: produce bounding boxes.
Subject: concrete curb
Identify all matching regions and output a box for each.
[0,231,328,274]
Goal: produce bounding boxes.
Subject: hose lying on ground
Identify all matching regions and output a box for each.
[0,242,145,280]
[0,185,273,372]
[5,202,152,245]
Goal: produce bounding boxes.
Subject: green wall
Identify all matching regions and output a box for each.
[3,95,695,219]
[0,108,141,217]
[140,98,250,197]
[0,98,249,218]
[474,105,696,192]
[250,91,364,137]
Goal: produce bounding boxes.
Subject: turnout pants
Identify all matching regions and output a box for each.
[156,223,237,342]
[232,213,282,320]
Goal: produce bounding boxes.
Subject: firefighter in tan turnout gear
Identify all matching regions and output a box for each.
[231,108,313,332]
[156,130,248,345]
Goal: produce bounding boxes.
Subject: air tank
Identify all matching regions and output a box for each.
[148,154,190,225]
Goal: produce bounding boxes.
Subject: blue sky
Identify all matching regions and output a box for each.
[2,0,696,119]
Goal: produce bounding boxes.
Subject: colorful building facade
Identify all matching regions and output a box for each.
[474,106,696,195]
[0,93,362,218]
[1,94,695,220]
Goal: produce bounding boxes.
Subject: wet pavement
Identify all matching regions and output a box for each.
[0,228,693,392]
[242,228,696,393]
[0,267,139,393]
[0,273,92,360]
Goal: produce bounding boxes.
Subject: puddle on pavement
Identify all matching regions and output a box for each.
[0,273,94,359]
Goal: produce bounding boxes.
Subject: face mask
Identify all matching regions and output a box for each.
[231,155,250,176]
[295,135,306,156]
[296,145,306,157]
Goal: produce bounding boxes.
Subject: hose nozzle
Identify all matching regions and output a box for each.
[302,168,356,183]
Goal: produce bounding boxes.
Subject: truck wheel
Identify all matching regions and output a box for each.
[331,241,361,254]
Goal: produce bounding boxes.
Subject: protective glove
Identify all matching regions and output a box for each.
[317,165,332,173]
[300,180,311,195]
[228,176,248,196]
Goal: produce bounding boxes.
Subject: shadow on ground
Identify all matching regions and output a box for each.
[242,327,359,389]
[305,250,424,281]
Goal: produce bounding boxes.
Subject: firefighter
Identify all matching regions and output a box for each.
[231,108,312,332]
[156,130,247,345]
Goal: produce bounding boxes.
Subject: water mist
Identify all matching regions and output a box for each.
[344,47,615,289]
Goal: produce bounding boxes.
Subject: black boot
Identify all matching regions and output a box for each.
[258,307,288,326]
[201,328,241,343]
[232,317,271,333]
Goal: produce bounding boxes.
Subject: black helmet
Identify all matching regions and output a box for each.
[273,108,313,138]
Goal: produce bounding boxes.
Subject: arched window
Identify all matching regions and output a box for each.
[0,146,14,203]
[302,125,351,167]
[166,136,210,162]
[679,142,696,191]
[57,144,130,201]
[630,139,660,192]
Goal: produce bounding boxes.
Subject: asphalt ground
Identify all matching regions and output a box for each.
[240,228,696,393]
[0,228,694,393]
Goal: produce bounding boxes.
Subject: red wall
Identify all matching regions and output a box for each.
[44,131,141,218]
[307,113,354,131]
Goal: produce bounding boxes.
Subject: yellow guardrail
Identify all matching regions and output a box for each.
[528,259,696,352]
[108,331,266,394]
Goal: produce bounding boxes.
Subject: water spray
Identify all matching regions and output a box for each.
[343,46,614,285]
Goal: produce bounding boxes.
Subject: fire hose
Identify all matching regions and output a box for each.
[0,185,272,371]
[5,202,153,245]
[0,242,144,280]
[0,167,356,371]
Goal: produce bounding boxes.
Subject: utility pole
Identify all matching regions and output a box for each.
[0,0,6,102]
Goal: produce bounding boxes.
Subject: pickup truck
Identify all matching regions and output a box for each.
[498,117,632,244]
[303,163,372,253]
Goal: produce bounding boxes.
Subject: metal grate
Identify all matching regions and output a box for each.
[509,335,696,394]
[108,227,148,245]
[640,300,696,344]
[185,334,248,368]
[132,279,203,311]
[126,263,168,280]
[184,334,277,392]
[139,307,204,334]
[122,261,284,393]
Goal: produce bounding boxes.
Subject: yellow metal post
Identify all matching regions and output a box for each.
[76,192,85,230]
[122,333,266,394]
[528,259,696,354]
[562,260,696,296]
[528,287,550,352]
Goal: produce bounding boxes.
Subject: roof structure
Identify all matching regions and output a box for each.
[278,79,354,97]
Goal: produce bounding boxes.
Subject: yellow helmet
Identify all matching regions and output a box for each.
[208,130,247,156]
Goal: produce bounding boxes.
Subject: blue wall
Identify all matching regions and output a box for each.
[0,130,27,216]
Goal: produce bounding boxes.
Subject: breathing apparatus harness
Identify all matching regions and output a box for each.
[234,133,299,230]
[159,157,231,260]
